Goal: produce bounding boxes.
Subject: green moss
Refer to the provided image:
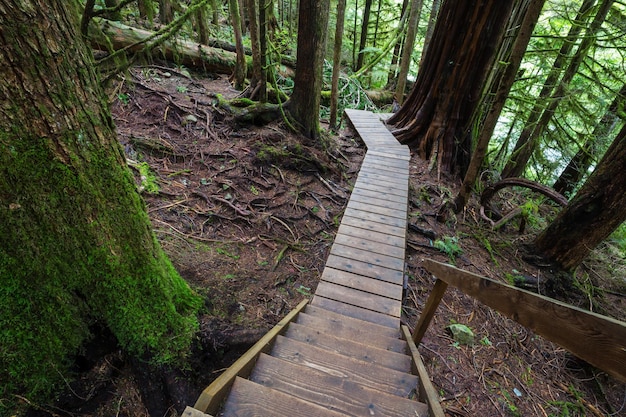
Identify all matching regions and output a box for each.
[0,129,201,412]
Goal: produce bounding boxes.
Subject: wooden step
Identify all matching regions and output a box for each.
[338,223,405,248]
[295,312,405,353]
[330,243,406,271]
[314,281,402,317]
[284,322,411,372]
[333,232,406,259]
[270,336,419,397]
[312,295,400,328]
[221,377,345,417]
[347,199,408,221]
[251,354,429,417]
[304,305,400,335]
[320,267,403,301]
[340,214,406,238]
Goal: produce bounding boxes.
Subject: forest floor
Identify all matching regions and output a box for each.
[30,66,625,417]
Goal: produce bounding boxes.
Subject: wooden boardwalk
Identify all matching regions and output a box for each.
[186,109,443,417]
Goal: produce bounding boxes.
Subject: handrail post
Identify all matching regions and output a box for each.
[412,278,448,345]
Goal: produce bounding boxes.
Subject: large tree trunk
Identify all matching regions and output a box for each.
[0,0,200,406]
[553,83,626,196]
[501,0,604,178]
[286,0,330,140]
[387,0,516,176]
[534,124,626,271]
[453,0,545,212]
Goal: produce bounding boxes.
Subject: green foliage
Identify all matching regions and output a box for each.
[433,236,463,263]
[137,161,160,194]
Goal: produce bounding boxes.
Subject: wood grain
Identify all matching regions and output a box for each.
[311,295,401,328]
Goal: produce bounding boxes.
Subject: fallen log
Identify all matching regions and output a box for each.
[90,18,244,74]
[90,19,296,75]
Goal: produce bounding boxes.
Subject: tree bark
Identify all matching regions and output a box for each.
[286,0,330,140]
[0,0,200,405]
[356,0,373,71]
[453,0,545,212]
[394,0,424,105]
[245,0,264,98]
[330,0,347,129]
[534,124,626,271]
[229,0,246,89]
[418,0,441,68]
[387,0,516,176]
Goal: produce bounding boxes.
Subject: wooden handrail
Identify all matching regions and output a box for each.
[416,259,626,382]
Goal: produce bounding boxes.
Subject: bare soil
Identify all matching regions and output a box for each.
[28,66,625,417]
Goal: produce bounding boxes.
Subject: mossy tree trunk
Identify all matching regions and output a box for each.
[0,0,200,408]
[534,124,626,271]
[286,0,330,141]
[330,0,347,130]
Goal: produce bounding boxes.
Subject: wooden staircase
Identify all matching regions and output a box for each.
[185,109,443,417]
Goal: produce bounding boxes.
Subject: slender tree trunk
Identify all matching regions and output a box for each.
[211,0,220,25]
[388,0,516,176]
[159,0,174,24]
[352,0,358,69]
[453,0,544,212]
[419,0,441,68]
[330,0,347,129]
[258,0,269,102]
[553,83,626,196]
[387,0,409,88]
[535,124,626,271]
[501,0,604,178]
[0,0,199,405]
[395,0,424,104]
[229,0,246,89]
[246,0,263,96]
[286,0,330,140]
[196,3,210,44]
[373,0,382,47]
[356,0,373,71]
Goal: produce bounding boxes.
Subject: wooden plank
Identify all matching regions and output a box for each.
[412,279,449,345]
[354,177,408,195]
[357,170,410,184]
[182,406,213,417]
[340,214,406,237]
[401,326,446,417]
[325,253,404,284]
[423,259,626,382]
[347,199,407,220]
[304,304,401,337]
[348,193,408,216]
[321,267,403,300]
[359,165,410,179]
[193,299,309,414]
[350,181,409,200]
[314,281,402,317]
[332,233,405,259]
[311,296,400,328]
[250,354,428,417]
[367,149,411,161]
[330,243,405,271]
[363,156,409,170]
[221,377,345,417]
[270,336,419,397]
[341,208,407,229]
[338,223,406,248]
[285,322,411,372]
[350,187,408,204]
[295,312,406,352]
